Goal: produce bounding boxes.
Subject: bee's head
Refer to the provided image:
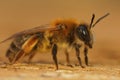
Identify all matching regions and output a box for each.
[76,24,93,48]
[76,13,110,48]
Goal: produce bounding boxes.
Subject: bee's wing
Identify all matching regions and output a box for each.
[0,24,62,44]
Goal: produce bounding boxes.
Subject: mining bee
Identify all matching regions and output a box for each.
[0,13,109,70]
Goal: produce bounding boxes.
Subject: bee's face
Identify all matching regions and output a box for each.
[76,24,93,48]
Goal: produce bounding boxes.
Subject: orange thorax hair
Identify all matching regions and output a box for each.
[51,19,78,36]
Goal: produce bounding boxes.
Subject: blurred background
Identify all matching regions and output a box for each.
[0,0,120,65]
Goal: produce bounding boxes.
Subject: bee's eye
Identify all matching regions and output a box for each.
[76,25,90,42]
[78,26,87,36]
[79,28,86,35]
[82,30,86,35]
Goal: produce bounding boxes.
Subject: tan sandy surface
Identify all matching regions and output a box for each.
[0,0,120,80]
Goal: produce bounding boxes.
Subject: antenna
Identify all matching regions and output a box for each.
[90,14,95,29]
[92,13,110,27]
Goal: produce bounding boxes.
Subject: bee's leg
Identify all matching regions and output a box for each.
[84,46,89,66]
[11,50,25,64]
[52,44,58,70]
[65,50,73,67]
[65,50,70,65]
[75,44,84,68]
[28,51,36,63]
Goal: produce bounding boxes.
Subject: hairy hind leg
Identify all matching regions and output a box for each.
[28,51,37,63]
[11,50,24,64]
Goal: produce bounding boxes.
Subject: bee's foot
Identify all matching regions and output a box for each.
[74,63,85,68]
[86,64,93,67]
[66,64,74,68]
[81,65,85,68]
[86,64,89,66]
[62,63,74,68]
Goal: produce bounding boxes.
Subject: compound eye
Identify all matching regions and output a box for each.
[82,29,86,35]
[79,26,87,36]
[76,25,91,42]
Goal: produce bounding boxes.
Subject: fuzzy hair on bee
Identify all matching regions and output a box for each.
[0,13,109,70]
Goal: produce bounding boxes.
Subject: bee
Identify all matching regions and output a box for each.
[0,13,109,70]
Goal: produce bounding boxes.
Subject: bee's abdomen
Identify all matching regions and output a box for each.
[6,42,21,62]
[6,35,31,62]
